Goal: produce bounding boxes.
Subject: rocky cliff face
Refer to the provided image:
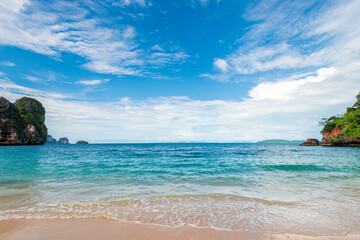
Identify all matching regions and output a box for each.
[321,127,360,146]
[0,97,47,145]
[323,127,342,140]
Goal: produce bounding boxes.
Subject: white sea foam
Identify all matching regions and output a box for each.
[1,194,359,236]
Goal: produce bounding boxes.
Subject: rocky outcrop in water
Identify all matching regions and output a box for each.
[0,96,47,145]
[46,135,57,144]
[76,140,88,144]
[57,137,69,144]
[300,138,320,146]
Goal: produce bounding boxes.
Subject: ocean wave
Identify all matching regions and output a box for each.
[1,194,359,236]
[264,164,329,172]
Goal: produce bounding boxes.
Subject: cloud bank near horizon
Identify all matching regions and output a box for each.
[1,65,357,142]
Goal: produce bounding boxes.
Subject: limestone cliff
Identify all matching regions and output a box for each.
[0,96,47,145]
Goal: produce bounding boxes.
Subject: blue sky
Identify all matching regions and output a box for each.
[1,0,360,143]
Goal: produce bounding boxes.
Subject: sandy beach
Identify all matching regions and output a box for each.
[1,219,359,240]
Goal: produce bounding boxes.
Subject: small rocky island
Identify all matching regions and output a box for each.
[46,135,57,144]
[46,135,71,144]
[76,140,89,144]
[300,138,320,146]
[301,92,360,147]
[0,96,47,145]
[57,137,69,144]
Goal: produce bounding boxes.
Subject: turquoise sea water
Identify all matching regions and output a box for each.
[0,143,360,235]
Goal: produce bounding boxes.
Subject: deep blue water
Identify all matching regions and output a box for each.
[0,143,359,235]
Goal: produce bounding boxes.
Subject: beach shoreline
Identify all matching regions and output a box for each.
[1,218,359,240]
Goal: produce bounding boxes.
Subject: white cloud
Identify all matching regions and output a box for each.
[190,0,220,7]
[310,0,360,38]
[147,52,189,66]
[0,1,138,72]
[0,78,69,99]
[113,0,147,7]
[213,58,229,72]
[199,0,209,5]
[249,67,337,101]
[206,0,360,78]
[0,0,29,13]
[213,43,325,75]
[0,0,188,77]
[151,44,164,52]
[0,61,16,67]
[24,75,41,82]
[77,79,109,86]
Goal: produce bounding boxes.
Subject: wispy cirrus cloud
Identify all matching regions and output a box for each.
[113,0,148,7]
[23,75,42,82]
[206,0,360,81]
[22,71,67,83]
[0,0,188,77]
[147,52,189,67]
[190,0,221,7]
[0,61,16,67]
[214,43,324,75]
[0,78,69,99]
[77,79,109,86]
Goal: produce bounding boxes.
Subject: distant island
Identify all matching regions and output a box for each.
[257,139,305,144]
[57,137,69,144]
[318,92,360,146]
[46,135,57,144]
[0,96,47,145]
[47,136,89,144]
[46,135,70,144]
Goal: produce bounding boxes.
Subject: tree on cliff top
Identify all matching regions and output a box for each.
[353,92,360,108]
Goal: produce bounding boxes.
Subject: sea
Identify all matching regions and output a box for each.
[0,143,359,236]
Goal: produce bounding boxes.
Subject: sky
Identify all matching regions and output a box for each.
[0,0,360,143]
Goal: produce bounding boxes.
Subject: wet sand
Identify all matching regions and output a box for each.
[0,219,359,240]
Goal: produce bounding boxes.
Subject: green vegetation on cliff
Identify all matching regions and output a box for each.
[0,98,24,140]
[15,97,48,141]
[0,96,47,145]
[319,92,360,139]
